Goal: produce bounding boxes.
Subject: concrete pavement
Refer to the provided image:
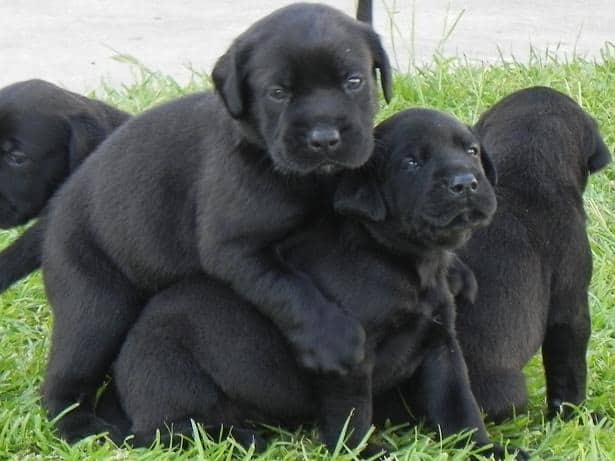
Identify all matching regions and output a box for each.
[0,1,613,93]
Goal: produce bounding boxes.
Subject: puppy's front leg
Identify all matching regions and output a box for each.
[0,219,45,294]
[446,253,478,304]
[543,288,590,418]
[202,238,365,375]
[197,166,365,375]
[317,361,374,452]
[411,336,527,460]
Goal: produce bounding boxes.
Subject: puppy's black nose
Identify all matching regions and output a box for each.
[449,173,478,195]
[308,127,341,153]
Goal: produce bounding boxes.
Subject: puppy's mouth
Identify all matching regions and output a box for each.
[273,129,372,176]
[441,209,491,230]
[408,206,494,250]
[315,160,345,175]
[271,149,356,176]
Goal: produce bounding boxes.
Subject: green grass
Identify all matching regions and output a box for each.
[1,46,614,460]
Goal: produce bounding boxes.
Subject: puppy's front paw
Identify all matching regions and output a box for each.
[548,399,602,424]
[447,256,478,303]
[291,311,365,375]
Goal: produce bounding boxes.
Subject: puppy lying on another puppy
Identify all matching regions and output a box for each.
[0,79,129,293]
[454,86,612,421]
[42,3,391,443]
[109,109,525,459]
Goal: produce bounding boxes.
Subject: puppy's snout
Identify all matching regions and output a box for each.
[448,173,478,196]
[307,127,341,153]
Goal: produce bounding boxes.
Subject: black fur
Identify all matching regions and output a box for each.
[41,3,391,443]
[370,86,612,424]
[0,79,129,293]
[108,109,524,458]
[456,86,612,421]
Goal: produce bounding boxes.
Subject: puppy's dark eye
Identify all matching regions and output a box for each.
[5,150,28,167]
[467,146,479,157]
[402,157,420,170]
[344,75,364,92]
[268,86,290,102]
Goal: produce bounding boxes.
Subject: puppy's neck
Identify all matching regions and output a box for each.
[341,218,449,293]
[361,219,442,257]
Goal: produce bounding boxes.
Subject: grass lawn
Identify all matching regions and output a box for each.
[0,47,614,460]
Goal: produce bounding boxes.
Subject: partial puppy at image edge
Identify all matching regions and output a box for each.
[0,79,129,294]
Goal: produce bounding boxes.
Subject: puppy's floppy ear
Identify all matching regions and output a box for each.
[212,41,247,119]
[66,113,109,170]
[365,30,393,103]
[588,130,612,174]
[334,171,386,222]
[479,143,498,187]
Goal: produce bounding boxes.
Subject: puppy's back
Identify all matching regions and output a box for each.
[44,91,232,291]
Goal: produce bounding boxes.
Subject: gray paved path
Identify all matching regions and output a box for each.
[0,1,613,93]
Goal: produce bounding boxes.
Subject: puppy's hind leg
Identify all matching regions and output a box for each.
[409,338,527,460]
[42,231,143,443]
[316,361,374,453]
[466,365,528,422]
[132,420,266,452]
[115,318,265,451]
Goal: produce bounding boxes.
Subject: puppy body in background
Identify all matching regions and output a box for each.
[455,87,612,420]
[0,79,129,293]
[42,3,391,443]
[109,109,525,459]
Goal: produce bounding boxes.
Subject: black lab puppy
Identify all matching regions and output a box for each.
[42,3,391,443]
[455,87,612,420]
[0,79,129,293]
[111,109,522,458]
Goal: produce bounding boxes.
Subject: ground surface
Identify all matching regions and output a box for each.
[0,0,613,92]
[0,50,614,459]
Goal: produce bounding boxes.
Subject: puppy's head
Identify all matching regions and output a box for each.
[476,87,612,191]
[335,109,497,251]
[212,3,392,175]
[0,80,127,228]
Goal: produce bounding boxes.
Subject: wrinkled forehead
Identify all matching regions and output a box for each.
[0,109,67,149]
[247,17,373,86]
[389,117,476,156]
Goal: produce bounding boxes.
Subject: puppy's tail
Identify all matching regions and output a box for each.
[356,0,373,25]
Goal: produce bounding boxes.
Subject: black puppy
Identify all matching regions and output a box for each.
[42,3,391,443]
[110,109,521,458]
[454,87,612,420]
[0,79,129,293]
